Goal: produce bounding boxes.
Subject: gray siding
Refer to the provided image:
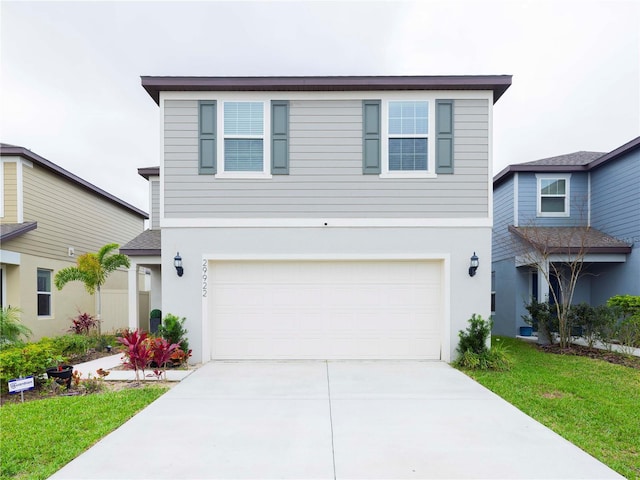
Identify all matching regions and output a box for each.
[492,177,513,262]
[517,172,589,226]
[151,180,160,229]
[590,150,640,300]
[163,98,490,219]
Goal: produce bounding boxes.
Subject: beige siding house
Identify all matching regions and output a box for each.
[0,144,148,339]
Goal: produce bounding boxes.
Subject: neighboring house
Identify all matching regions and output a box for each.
[492,136,639,336]
[0,144,148,338]
[130,75,512,363]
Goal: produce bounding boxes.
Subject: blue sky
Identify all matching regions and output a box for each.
[1,0,638,212]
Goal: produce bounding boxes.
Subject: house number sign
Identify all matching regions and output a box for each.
[202,259,208,298]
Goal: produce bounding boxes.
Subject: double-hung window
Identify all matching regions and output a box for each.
[37,269,52,317]
[536,174,570,216]
[388,101,429,172]
[223,102,265,173]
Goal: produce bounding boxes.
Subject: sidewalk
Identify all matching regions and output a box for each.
[72,354,194,381]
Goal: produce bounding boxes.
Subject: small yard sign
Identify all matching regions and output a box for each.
[8,376,35,402]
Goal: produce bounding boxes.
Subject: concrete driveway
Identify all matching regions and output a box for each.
[50,361,622,479]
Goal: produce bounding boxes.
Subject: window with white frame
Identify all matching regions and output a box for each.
[37,269,52,317]
[537,174,570,216]
[223,102,264,172]
[388,101,429,171]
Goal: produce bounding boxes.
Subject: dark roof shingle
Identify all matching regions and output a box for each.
[120,229,161,256]
[508,226,632,254]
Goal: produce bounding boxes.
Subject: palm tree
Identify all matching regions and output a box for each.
[55,243,130,334]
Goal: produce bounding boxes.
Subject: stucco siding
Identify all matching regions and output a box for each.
[2,161,18,222]
[163,98,490,219]
[5,164,144,262]
[161,225,491,363]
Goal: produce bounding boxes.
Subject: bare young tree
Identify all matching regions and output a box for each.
[508,225,606,348]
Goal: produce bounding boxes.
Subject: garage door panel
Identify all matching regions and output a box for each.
[210,260,442,360]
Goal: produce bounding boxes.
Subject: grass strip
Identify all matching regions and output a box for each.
[461,337,640,479]
[0,386,167,480]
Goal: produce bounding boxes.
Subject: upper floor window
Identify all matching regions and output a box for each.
[37,269,52,317]
[388,101,429,171]
[536,174,571,217]
[223,102,264,172]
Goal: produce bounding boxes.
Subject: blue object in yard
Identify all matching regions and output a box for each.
[519,326,533,336]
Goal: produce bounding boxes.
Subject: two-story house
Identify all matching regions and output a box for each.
[132,75,512,363]
[0,144,148,338]
[492,136,639,336]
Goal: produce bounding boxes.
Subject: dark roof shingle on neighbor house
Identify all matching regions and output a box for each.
[494,135,640,187]
[120,229,161,256]
[141,75,513,105]
[508,226,632,255]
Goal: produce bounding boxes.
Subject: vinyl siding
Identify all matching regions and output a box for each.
[590,150,640,300]
[591,151,640,241]
[517,172,589,226]
[2,164,144,262]
[151,179,160,229]
[163,98,490,219]
[492,177,514,262]
[2,161,18,222]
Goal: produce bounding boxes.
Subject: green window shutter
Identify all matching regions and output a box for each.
[271,100,289,175]
[362,100,381,174]
[436,100,454,174]
[199,101,216,175]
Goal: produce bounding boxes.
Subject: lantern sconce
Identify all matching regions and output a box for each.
[174,252,184,277]
[468,252,479,277]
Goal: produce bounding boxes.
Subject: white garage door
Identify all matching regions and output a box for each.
[209,260,442,360]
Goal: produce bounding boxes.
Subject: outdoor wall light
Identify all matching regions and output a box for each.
[468,252,479,277]
[174,252,184,277]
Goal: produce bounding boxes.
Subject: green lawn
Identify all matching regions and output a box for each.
[0,386,168,480]
[462,337,640,479]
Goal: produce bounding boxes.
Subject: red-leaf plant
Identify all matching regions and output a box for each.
[116,329,152,382]
[148,337,180,380]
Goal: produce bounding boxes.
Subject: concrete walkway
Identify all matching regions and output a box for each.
[49,361,622,479]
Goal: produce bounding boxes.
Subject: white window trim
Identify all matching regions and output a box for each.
[536,173,571,217]
[215,100,272,179]
[37,268,53,318]
[380,98,437,179]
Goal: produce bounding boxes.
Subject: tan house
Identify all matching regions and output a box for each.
[0,143,148,339]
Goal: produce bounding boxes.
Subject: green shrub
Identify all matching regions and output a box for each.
[457,314,491,356]
[0,339,64,391]
[51,335,92,356]
[607,295,640,320]
[523,299,556,342]
[157,314,189,354]
[455,338,513,371]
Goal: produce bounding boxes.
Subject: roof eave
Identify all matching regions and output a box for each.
[0,145,148,219]
[0,221,38,242]
[494,163,590,187]
[120,248,161,256]
[588,136,640,170]
[141,75,512,106]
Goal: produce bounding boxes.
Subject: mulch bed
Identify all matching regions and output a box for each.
[538,343,640,370]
